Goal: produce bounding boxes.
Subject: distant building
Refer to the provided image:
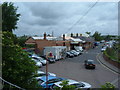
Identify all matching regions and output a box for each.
[25,33,94,55]
[25,33,70,55]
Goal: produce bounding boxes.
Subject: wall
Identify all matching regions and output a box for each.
[103,54,120,69]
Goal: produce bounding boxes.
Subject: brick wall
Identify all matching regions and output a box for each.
[35,40,56,54]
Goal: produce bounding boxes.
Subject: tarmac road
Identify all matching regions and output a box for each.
[40,44,119,88]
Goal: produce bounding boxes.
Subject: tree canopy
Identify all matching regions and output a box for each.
[2,2,20,32]
[2,31,39,88]
[92,31,103,41]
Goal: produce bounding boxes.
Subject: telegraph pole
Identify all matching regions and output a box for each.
[46,54,48,89]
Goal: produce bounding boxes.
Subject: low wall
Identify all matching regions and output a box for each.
[103,54,120,69]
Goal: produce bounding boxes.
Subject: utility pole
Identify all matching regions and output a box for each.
[46,53,48,89]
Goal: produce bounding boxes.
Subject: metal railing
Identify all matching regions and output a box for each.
[0,77,25,90]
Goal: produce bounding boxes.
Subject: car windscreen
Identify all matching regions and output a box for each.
[87,61,94,64]
[38,73,46,76]
[47,78,63,84]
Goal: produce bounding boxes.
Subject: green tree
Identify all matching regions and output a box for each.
[59,80,76,90]
[17,35,28,47]
[2,31,39,89]
[85,32,91,36]
[101,82,115,90]
[92,31,102,41]
[104,35,111,41]
[2,2,20,32]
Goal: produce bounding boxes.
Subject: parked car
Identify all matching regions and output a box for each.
[75,50,83,55]
[66,52,74,58]
[101,47,107,52]
[84,60,95,69]
[37,76,66,88]
[32,57,47,65]
[51,79,91,89]
[32,59,43,67]
[47,58,56,63]
[69,51,78,56]
[35,71,56,79]
[71,50,80,55]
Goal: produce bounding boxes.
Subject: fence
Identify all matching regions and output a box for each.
[0,77,25,90]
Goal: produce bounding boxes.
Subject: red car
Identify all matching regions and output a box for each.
[84,60,95,69]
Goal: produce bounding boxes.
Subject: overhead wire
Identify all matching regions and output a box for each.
[64,0,99,34]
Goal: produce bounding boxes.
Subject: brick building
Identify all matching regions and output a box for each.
[25,33,70,55]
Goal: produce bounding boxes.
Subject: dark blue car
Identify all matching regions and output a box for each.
[37,75,66,88]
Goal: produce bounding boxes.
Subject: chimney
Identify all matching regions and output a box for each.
[63,34,65,41]
[44,32,46,40]
[76,33,78,37]
[71,33,73,37]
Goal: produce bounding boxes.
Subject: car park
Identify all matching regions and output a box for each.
[101,47,107,52]
[51,79,91,89]
[35,71,56,79]
[66,52,74,58]
[69,51,78,56]
[47,58,56,63]
[84,60,95,69]
[32,57,47,65]
[37,76,66,88]
[72,50,80,55]
[75,50,82,55]
[32,59,43,67]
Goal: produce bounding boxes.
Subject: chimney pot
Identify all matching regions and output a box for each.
[71,33,73,37]
[76,33,78,37]
[44,32,46,40]
[63,34,65,41]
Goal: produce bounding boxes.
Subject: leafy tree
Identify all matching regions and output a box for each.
[104,35,111,41]
[92,31,103,41]
[100,82,115,90]
[85,32,91,36]
[59,80,76,90]
[2,2,20,32]
[2,31,39,89]
[17,35,28,47]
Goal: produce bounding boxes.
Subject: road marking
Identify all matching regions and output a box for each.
[96,53,119,75]
[111,77,120,84]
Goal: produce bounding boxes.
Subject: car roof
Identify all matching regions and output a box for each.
[37,71,45,74]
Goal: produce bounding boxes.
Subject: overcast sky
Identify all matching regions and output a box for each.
[13,1,118,37]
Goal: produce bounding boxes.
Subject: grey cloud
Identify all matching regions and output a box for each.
[14,2,118,36]
[27,18,58,26]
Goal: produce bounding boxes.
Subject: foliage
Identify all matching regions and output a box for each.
[85,32,91,36]
[25,44,35,48]
[2,31,39,89]
[59,80,76,90]
[104,35,111,41]
[105,43,119,62]
[17,35,28,47]
[92,31,103,41]
[100,82,115,89]
[2,2,20,32]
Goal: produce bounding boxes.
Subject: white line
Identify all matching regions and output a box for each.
[111,77,120,84]
[96,53,119,75]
